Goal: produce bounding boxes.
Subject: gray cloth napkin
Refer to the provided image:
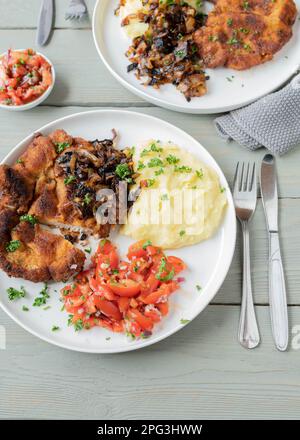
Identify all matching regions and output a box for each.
[214,73,300,155]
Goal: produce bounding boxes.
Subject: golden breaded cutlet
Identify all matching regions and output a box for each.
[194,0,297,70]
[0,209,85,283]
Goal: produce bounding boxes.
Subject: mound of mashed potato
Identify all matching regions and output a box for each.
[119,0,203,39]
[121,140,227,249]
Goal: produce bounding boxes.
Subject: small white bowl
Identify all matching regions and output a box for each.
[0,50,55,112]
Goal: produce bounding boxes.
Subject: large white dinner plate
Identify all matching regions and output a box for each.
[93,0,300,114]
[0,110,236,353]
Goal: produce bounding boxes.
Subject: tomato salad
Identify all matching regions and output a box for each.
[0,49,53,106]
[61,239,186,339]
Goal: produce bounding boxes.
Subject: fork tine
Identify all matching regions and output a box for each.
[233,162,243,195]
[239,162,245,191]
[243,163,250,191]
[250,162,257,193]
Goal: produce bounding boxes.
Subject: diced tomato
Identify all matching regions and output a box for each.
[142,282,179,305]
[109,279,141,297]
[157,302,169,316]
[89,278,117,300]
[127,240,148,260]
[93,297,122,321]
[117,297,130,313]
[128,309,154,331]
[144,307,161,323]
[167,256,186,274]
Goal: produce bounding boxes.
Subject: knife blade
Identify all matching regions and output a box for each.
[36,0,54,47]
[260,154,288,351]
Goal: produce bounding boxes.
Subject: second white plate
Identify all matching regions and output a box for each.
[93,0,300,114]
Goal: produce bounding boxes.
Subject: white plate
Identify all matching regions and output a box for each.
[93,0,300,114]
[0,110,236,353]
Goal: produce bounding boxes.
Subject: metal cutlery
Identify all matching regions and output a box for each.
[65,0,88,21]
[260,154,288,351]
[233,162,260,349]
[36,0,54,47]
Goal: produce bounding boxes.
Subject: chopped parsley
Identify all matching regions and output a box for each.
[137,160,146,171]
[145,178,156,187]
[52,325,60,332]
[220,186,226,193]
[141,143,163,156]
[74,319,84,332]
[55,142,71,153]
[83,193,92,205]
[196,169,204,178]
[227,37,239,45]
[7,286,26,301]
[166,154,180,165]
[180,319,190,325]
[208,35,219,42]
[155,168,164,176]
[142,240,152,250]
[64,175,76,185]
[156,257,175,282]
[115,163,133,183]
[174,165,192,173]
[84,247,92,254]
[179,230,186,237]
[16,158,24,164]
[243,1,250,10]
[6,240,21,253]
[196,285,202,291]
[20,214,38,225]
[22,305,29,311]
[227,18,233,26]
[33,283,50,307]
[148,157,164,168]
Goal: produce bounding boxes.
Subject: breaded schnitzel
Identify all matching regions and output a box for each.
[0,209,85,283]
[0,130,134,283]
[194,0,297,70]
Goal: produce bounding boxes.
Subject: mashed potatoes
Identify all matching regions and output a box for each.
[121,140,227,249]
[119,0,203,39]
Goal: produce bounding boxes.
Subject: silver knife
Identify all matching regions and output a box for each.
[36,0,54,46]
[260,154,288,351]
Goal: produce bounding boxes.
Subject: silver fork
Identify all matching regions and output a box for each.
[233,162,260,349]
[65,0,87,21]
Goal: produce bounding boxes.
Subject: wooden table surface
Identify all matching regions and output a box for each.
[0,0,300,420]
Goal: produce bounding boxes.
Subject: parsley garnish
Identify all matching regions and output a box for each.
[155,257,175,282]
[180,319,190,325]
[179,230,186,237]
[83,193,92,205]
[137,160,145,170]
[33,283,49,307]
[6,240,21,252]
[22,305,29,311]
[174,165,192,173]
[148,157,164,168]
[155,168,164,176]
[227,18,233,26]
[196,285,202,291]
[166,154,180,165]
[20,214,38,225]
[74,319,84,332]
[52,325,60,332]
[115,163,133,183]
[196,169,204,178]
[84,247,92,254]
[142,240,152,250]
[64,175,76,185]
[7,286,26,301]
[55,142,70,153]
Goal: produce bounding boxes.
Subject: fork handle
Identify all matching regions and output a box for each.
[238,221,260,349]
[268,232,289,351]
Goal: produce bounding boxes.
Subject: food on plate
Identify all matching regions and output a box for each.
[0,130,134,282]
[0,209,85,283]
[121,140,227,248]
[194,0,297,70]
[0,49,53,106]
[61,239,186,338]
[117,0,297,99]
[117,0,208,101]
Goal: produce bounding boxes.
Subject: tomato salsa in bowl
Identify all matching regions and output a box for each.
[0,48,55,111]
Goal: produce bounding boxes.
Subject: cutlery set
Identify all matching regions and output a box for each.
[233,154,288,351]
[37,0,87,46]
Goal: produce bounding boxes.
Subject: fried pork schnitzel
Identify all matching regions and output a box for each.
[0,130,134,282]
[194,0,297,70]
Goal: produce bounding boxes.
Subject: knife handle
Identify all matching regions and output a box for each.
[268,232,289,351]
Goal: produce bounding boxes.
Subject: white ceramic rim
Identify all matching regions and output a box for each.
[0,49,56,112]
[0,109,236,353]
[92,0,300,114]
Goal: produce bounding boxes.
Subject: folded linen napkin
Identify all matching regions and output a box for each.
[214,73,300,155]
